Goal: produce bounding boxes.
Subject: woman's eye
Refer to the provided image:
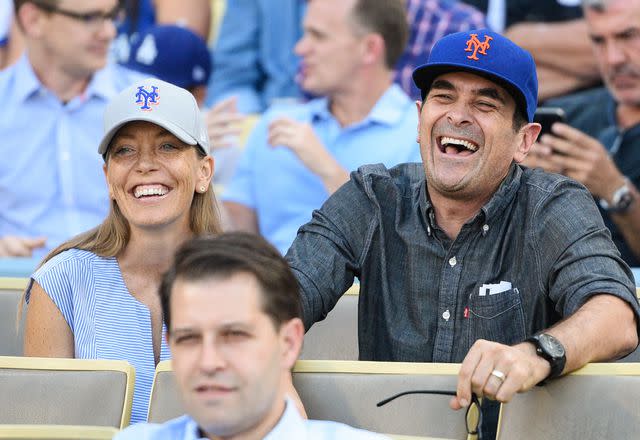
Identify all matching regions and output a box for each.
[160,143,179,151]
[112,145,134,156]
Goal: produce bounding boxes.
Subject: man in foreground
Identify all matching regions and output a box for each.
[115,233,387,439]
[286,29,640,438]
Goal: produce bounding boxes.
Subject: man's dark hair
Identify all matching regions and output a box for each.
[350,0,408,69]
[160,233,302,331]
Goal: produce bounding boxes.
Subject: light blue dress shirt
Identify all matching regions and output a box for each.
[223,84,421,255]
[27,249,172,424]
[0,55,143,259]
[206,0,307,112]
[114,399,390,439]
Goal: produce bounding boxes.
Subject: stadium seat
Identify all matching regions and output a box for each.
[147,360,182,423]
[0,425,118,439]
[293,360,474,439]
[0,356,134,429]
[0,277,28,356]
[497,363,640,439]
[300,284,359,360]
[150,360,473,438]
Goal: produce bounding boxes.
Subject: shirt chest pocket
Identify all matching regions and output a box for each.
[466,288,526,348]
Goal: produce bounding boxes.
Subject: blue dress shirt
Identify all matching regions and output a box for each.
[113,399,389,439]
[0,55,143,259]
[223,84,421,255]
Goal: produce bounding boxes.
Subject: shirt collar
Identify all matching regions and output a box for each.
[309,84,411,126]
[183,399,304,440]
[11,53,119,104]
[419,163,523,231]
[11,54,43,103]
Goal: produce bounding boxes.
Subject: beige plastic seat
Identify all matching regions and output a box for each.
[300,284,359,360]
[147,360,183,423]
[0,356,134,429]
[0,278,28,356]
[497,363,640,439]
[0,425,118,439]
[293,360,475,440]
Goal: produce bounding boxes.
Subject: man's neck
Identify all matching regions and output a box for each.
[204,398,288,440]
[27,50,92,103]
[428,188,491,241]
[616,103,640,130]
[329,70,393,127]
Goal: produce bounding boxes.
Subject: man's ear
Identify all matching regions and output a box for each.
[17,2,47,38]
[513,122,542,163]
[279,318,304,370]
[361,33,385,67]
[415,100,423,144]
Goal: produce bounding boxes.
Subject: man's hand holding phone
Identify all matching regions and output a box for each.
[524,112,625,201]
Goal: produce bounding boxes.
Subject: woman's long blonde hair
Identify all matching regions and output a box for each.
[39,148,222,265]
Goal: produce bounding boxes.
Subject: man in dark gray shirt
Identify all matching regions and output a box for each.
[286,29,640,417]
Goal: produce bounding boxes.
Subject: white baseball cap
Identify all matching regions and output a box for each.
[98,78,210,157]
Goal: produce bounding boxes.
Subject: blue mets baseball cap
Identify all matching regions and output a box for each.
[412,29,538,122]
[119,24,212,89]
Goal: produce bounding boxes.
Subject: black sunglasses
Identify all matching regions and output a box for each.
[31,1,124,28]
[377,390,482,439]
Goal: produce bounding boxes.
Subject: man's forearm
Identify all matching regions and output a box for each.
[544,294,638,375]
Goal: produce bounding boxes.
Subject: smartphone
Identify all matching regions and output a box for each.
[534,107,566,136]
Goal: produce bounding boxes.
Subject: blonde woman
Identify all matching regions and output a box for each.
[23,78,219,424]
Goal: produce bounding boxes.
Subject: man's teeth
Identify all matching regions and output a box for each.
[441,136,478,152]
[134,186,169,198]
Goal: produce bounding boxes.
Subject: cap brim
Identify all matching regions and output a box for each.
[98,114,201,156]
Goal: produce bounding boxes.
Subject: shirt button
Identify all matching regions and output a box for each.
[442,310,451,321]
[61,151,70,161]
[449,256,457,267]
[482,224,489,232]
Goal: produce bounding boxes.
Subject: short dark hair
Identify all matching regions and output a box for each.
[160,233,302,331]
[350,0,408,69]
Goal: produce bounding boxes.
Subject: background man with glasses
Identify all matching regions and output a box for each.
[0,0,142,257]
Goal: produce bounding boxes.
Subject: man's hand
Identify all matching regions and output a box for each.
[205,97,245,150]
[268,117,349,193]
[0,236,47,257]
[450,339,551,410]
[533,123,626,200]
[521,141,564,174]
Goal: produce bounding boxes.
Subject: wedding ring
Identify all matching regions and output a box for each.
[490,369,506,383]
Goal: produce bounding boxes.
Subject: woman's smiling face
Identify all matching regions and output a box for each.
[104,121,213,233]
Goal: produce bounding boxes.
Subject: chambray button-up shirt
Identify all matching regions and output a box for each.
[287,163,640,363]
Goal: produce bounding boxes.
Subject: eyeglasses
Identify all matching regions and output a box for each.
[377,390,483,439]
[31,2,124,29]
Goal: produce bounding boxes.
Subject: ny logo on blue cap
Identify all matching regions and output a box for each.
[465,34,493,61]
[135,85,159,111]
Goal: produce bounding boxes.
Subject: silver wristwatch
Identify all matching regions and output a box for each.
[599,179,634,213]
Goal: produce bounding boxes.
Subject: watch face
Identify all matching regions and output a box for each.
[539,334,565,358]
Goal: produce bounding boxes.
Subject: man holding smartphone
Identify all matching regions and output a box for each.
[524,0,640,267]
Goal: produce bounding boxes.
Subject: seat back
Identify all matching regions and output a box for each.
[497,363,640,439]
[0,425,118,439]
[300,285,359,360]
[147,360,183,423]
[293,360,472,439]
[0,356,134,429]
[0,278,28,356]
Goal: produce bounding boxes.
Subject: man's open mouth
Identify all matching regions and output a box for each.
[438,136,479,156]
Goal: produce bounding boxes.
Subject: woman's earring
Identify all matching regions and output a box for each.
[199,186,206,193]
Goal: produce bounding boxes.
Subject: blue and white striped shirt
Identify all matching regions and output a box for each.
[27,248,171,424]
